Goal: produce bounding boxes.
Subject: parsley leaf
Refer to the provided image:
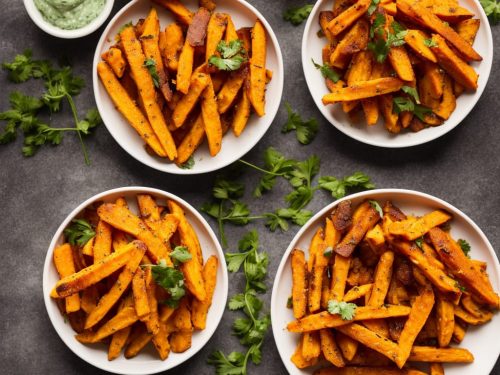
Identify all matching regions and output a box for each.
[149,259,186,307]
[424,38,438,47]
[282,102,318,145]
[323,247,333,257]
[64,219,96,246]
[368,19,407,63]
[327,300,357,320]
[209,40,247,71]
[367,0,381,15]
[143,58,160,88]
[311,58,340,83]
[369,200,383,218]
[283,4,314,25]
[392,96,432,121]
[319,172,375,199]
[170,246,192,264]
[179,155,195,169]
[210,231,270,374]
[457,239,471,258]
[401,85,420,104]
[480,0,500,24]
[250,148,297,197]
[415,236,424,250]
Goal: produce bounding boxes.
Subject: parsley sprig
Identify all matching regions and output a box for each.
[209,40,247,71]
[1,50,101,164]
[480,0,500,24]
[327,300,357,320]
[146,256,190,308]
[392,85,432,121]
[368,16,408,63]
[318,172,375,199]
[143,58,160,88]
[209,231,270,375]
[282,102,318,145]
[283,4,314,25]
[64,219,95,246]
[311,58,341,83]
[457,239,471,258]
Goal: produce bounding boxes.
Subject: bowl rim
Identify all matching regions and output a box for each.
[92,0,284,175]
[301,0,494,148]
[23,0,115,39]
[42,186,229,374]
[270,188,500,374]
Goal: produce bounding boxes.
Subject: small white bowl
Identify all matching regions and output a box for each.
[271,189,500,375]
[93,0,284,175]
[302,0,493,148]
[24,0,115,39]
[43,187,228,375]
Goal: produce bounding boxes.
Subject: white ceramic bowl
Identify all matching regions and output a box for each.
[271,189,500,375]
[93,0,284,174]
[24,0,115,39]
[43,187,228,375]
[302,0,493,148]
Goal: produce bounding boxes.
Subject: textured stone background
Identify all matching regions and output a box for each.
[0,0,499,374]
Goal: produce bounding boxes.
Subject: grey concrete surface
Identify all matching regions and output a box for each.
[0,0,499,374]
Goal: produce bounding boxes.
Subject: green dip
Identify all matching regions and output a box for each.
[34,0,106,30]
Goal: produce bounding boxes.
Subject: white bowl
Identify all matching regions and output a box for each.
[271,189,500,375]
[302,0,493,148]
[24,0,115,39]
[43,187,228,375]
[93,0,284,174]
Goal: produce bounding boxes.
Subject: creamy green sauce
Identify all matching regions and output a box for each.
[34,0,106,30]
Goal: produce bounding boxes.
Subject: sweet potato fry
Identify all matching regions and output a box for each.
[379,94,401,134]
[291,249,308,319]
[124,323,153,358]
[309,234,329,313]
[192,256,218,329]
[368,250,394,306]
[144,267,160,335]
[153,0,193,25]
[201,78,223,156]
[232,90,251,136]
[291,337,318,368]
[330,19,369,69]
[430,363,445,375]
[176,114,205,164]
[170,331,192,352]
[176,39,195,94]
[51,241,143,298]
[217,67,247,113]
[396,285,435,368]
[320,329,345,367]
[389,210,451,240]
[327,0,371,36]
[428,227,499,308]
[314,367,427,375]
[335,201,380,257]
[206,13,227,62]
[391,239,460,296]
[434,73,456,120]
[323,77,404,104]
[396,0,481,61]
[408,346,474,362]
[343,283,373,302]
[454,305,493,325]
[161,23,184,71]
[93,219,112,263]
[302,331,321,361]
[456,18,480,46]
[167,200,206,301]
[120,26,177,160]
[336,333,358,361]
[132,267,150,319]
[97,62,167,158]
[287,305,412,332]
[247,20,267,117]
[224,14,239,42]
[336,323,400,364]
[80,286,99,314]
[81,306,139,343]
[329,254,351,301]
[435,292,455,347]
[108,326,132,361]
[432,4,474,23]
[452,322,467,343]
[85,244,146,329]
[101,47,126,78]
[172,72,210,128]
[174,297,193,332]
[404,30,437,63]
[152,319,171,360]
[53,243,81,313]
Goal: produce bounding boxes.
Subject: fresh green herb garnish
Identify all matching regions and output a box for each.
[369,200,383,218]
[457,239,471,258]
[1,50,100,164]
[170,246,192,265]
[327,300,357,320]
[480,0,500,24]
[148,259,186,307]
[392,97,432,121]
[311,58,341,83]
[143,58,160,88]
[283,4,314,25]
[287,296,294,309]
[424,38,437,47]
[64,219,95,246]
[208,40,247,71]
[323,247,333,258]
[179,155,195,169]
[319,172,375,199]
[209,231,270,375]
[282,102,318,145]
[401,85,420,103]
[368,19,408,63]
[415,236,424,250]
[367,0,380,15]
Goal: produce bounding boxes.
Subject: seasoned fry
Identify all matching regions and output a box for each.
[327,0,371,36]
[124,324,153,358]
[436,292,455,347]
[206,13,227,61]
[152,319,171,360]
[101,47,126,78]
[389,210,451,240]
[192,256,218,329]
[161,23,184,71]
[322,78,404,104]
[170,331,192,352]
[320,329,345,367]
[456,18,480,46]
[153,0,193,25]
[343,284,373,302]
[176,114,205,164]
[330,19,369,69]
[51,241,143,298]
[408,346,474,362]
[291,337,319,368]
[144,267,160,335]
[302,331,321,361]
[217,67,247,113]
[176,39,195,94]
[232,90,252,136]
[172,72,210,128]
[287,305,412,332]
[132,267,150,319]
[291,249,308,319]
[93,219,112,263]
[314,367,427,375]
[247,20,267,117]
[108,326,132,361]
[53,243,81,313]
[404,30,437,63]
[201,78,223,156]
